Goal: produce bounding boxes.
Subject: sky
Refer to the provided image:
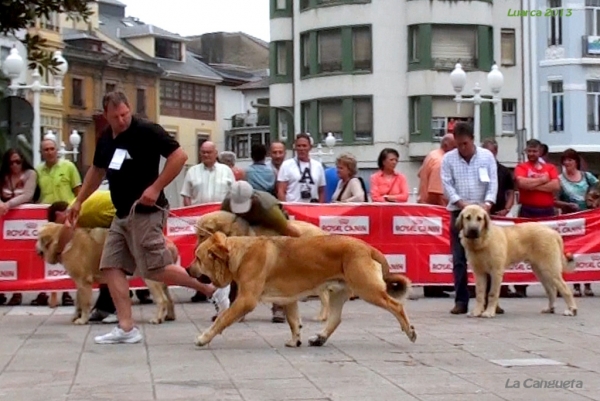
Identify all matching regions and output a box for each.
[118,0,271,41]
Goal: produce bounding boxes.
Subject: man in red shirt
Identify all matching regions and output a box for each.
[513,139,560,297]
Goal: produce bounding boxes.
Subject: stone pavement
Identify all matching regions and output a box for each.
[1,286,600,401]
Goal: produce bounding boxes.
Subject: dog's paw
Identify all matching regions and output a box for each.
[165,315,176,322]
[195,334,210,347]
[480,310,496,318]
[308,334,327,347]
[148,317,164,325]
[469,309,484,318]
[72,317,88,325]
[541,307,555,314]
[563,309,577,317]
[406,326,417,343]
[315,313,328,322]
[285,338,302,348]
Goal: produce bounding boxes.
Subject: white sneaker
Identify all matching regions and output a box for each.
[102,314,118,324]
[94,326,143,344]
[210,285,231,316]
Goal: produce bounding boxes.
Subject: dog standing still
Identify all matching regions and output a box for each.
[36,222,176,325]
[190,232,416,348]
[457,204,577,318]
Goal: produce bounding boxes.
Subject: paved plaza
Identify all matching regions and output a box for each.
[0,286,599,401]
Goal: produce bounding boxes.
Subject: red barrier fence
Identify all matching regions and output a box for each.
[2,203,600,292]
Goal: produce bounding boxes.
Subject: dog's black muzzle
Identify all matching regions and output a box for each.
[464,229,480,239]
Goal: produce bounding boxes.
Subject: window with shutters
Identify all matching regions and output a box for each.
[502,99,517,134]
[160,80,215,120]
[318,29,343,73]
[431,25,477,70]
[501,29,516,66]
[276,42,287,75]
[71,78,84,107]
[301,96,373,144]
[587,80,600,131]
[302,25,372,77]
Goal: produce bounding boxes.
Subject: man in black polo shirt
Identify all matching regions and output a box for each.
[67,91,230,345]
[482,139,516,300]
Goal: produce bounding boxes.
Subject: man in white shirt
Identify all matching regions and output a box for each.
[181,141,235,206]
[180,141,234,304]
[277,133,326,203]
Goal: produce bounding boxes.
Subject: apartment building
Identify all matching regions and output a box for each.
[535,0,600,170]
[269,0,524,187]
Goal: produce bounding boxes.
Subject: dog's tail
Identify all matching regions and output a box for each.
[557,234,576,272]
[370,247,411,300]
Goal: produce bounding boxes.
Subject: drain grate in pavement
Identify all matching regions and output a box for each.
[489,358,565,367]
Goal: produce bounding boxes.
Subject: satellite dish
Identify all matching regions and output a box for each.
[0,96,34,162]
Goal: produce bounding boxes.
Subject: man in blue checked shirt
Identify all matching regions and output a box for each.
[441,122,501,316]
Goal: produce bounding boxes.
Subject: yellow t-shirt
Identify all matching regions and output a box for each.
[69,190,115,228]
[36,160,82,204]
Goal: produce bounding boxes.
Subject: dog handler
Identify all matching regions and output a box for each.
[66,91,230,345]
[221,181,302,237]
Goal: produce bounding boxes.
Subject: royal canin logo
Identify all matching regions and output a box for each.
[318,216,370,235]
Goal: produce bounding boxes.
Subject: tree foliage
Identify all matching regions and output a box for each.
[0,0,92,74]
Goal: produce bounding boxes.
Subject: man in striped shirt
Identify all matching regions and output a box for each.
[441,122,499,315]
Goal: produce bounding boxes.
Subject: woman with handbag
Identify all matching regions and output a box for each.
[369,148,409,203]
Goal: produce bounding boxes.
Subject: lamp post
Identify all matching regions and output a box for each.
[449,63,504,145]
[1,47,69,167]
[44,130,81,162]
[306,132,336,162]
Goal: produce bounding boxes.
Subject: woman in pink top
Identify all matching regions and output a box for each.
[370,148,409,202]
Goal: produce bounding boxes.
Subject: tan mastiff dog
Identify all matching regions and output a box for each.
[457,204,577,318]
[189,232,416,348]
[195,210,332,321]
[36,222,176,325]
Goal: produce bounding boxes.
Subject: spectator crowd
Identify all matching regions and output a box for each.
[1,118,598,322]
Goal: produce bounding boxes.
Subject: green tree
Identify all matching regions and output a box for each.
[0,0,92,74]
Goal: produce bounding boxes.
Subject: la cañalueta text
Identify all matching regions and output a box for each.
[505,379,583,389]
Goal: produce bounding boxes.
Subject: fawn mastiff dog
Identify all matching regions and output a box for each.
[189,232,416,348]
[36,222,176,325]
[457,204,577,318]
[195,210,331,321]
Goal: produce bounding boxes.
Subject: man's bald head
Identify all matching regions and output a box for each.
[440,134,456,152]
[199,141,218,167]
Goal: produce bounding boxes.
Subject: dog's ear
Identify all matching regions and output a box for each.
[208,232,229,261]
[483,211,491,231]
[455,211,464,232]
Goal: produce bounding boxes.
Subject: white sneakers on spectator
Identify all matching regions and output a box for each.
[102,314,118,324]
[94,326,143,344]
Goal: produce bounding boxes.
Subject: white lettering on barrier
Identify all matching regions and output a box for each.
[319,216,370,235]
[3,219,48,240]
[574,253,600,271]
[44,262,70,280]
[0,261,17,281]
[539,218,586,237]
[385,254,406,273]
[166,216,199,236]
[393,216,442,236]
[492,220,515,227]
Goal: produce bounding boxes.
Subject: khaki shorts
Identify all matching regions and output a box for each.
[99,209,174,277]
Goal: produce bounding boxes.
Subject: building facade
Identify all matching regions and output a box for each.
[536,0,600,170]
[61,30,162,171]
[269,0,524,188]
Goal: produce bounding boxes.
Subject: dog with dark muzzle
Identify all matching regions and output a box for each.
[456,204,577,318]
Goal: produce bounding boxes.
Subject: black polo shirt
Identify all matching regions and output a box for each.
[93,117,180,218]
[491,162,515,214]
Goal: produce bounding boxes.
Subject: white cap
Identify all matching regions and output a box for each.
[229,181,254,214]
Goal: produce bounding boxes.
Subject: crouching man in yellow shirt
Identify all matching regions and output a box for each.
[47,190,151,323]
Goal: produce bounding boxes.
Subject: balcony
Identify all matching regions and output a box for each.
[432,57,476,71]
[230,112,269,129]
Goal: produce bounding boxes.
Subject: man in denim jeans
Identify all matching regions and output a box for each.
[441,122,501,315]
